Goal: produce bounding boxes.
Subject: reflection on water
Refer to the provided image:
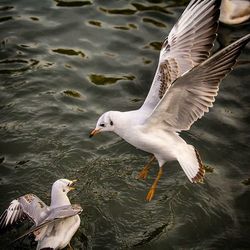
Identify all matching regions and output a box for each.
[0,0,250,249]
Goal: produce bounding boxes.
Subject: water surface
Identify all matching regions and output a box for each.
[0,0,250,249]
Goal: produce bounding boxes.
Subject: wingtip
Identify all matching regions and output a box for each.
[192,148,205,183]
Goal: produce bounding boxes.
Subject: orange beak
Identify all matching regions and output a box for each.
[89,128,101,138]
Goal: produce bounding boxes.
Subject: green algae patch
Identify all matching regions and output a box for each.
[148,41,162,51]
[100,7,137,15]
[89,74,135,85]
[128,23,137,29]
[143,58,152,64]
[132,3,169,14]
[88,20,102,27]
[63,89,81,98]
[124,75,135,81]
[30,17,39,21]
[114,26,130,30]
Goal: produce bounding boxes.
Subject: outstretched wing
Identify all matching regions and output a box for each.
[14,204,82,241]
[43,204,82,222]
[0,194,48,228]
[145,34,250,131]
[0,199,24,229]
[141,0,220,112]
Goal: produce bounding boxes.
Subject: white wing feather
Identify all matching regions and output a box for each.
[141,0,220,112]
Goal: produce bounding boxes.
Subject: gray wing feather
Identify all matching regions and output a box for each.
[14,204,82,242]
[0,194,48,228]
[43,204,82,222]
[145,34,250,131]
[141,0,220,111]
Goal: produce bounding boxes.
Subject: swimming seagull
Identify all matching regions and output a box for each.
[90,0,250,201]
[0,179,82,249]
[220,0,250,24]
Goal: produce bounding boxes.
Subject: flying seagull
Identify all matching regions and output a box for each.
[0,179,82,249]
[90,0,250,201]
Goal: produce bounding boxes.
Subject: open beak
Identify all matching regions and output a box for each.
[69,179,78,191]
[89,128,101,138]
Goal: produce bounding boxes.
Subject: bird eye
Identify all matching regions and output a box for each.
[100,123,105,127]
[110,120,113,126]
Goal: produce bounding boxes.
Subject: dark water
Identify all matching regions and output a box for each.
[0,0,250,249]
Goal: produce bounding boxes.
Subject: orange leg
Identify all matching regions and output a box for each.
[138,155,156,180]
[146,166,163,201]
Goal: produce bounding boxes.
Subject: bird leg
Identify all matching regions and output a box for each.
[67,243,73,250]
[138,155,156,180]
[146,166,163,201]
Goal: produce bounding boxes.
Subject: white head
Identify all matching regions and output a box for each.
[52,179,77,194]
[89,111,116,137]
[50,179,77,207]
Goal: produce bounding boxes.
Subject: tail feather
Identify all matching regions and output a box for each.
[177,145,205,183]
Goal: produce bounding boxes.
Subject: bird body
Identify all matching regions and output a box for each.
[36,180,81,250]
[0,179,82,249]
[37,215,80,250]
[110,110,181,162]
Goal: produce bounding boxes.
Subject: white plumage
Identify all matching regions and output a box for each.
[0,179,82,250]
